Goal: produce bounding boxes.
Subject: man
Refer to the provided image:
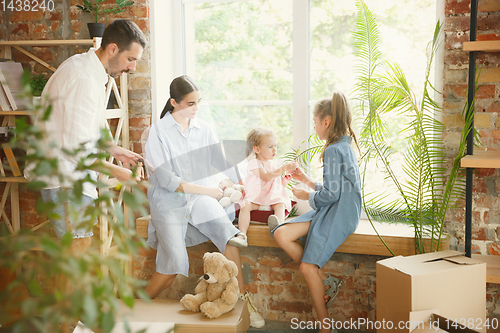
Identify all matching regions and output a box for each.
[27,19,147,252]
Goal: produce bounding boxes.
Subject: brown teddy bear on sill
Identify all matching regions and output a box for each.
[180,252,239,319]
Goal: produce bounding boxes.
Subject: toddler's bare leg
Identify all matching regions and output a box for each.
[237,201,252,236]
[270,203,286,224]
[237,202,260,237]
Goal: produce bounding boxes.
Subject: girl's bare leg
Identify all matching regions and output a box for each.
[224,244,245,293]
[145,272,177,299]
[274,223,332,304]
[273,222,310,263]
[300,262,330,333]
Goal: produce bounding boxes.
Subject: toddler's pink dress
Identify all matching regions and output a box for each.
[242,159,292,211]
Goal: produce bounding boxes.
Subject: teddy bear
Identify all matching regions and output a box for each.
[180,252,240,319]
[218,179,244,208]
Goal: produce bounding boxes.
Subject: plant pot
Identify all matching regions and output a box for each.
[32,96,41,108]
[87,23,106,39]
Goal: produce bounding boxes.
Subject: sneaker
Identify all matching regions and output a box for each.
[239,292,265,328]
[268,215,280,238]
[228,232,248,247]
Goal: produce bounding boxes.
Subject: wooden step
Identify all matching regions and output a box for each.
[136,215,449,257]
[463,40,500,52]
[472,254,500,284]
[461,151,500,168]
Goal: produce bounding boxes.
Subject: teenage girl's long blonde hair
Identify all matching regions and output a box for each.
[314,91,359,164]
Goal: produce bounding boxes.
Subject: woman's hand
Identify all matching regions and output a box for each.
[291,167,307,183]
[204,187,224,200]
[291,186,310,200]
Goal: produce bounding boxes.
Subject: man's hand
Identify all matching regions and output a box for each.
[107,144,143,167]
[110,165,142,182]
[99,161,142,182]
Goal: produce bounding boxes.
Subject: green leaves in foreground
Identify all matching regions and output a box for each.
[0,69,151,333]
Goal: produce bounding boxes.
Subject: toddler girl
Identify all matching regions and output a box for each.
[273,92,361,333]
[228,128,298,247]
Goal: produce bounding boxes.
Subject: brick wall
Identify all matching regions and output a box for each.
[133,242,382,323]
[3,0,500,324]
[443,0,500,317]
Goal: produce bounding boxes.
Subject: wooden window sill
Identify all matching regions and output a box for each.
[135,216,448,257]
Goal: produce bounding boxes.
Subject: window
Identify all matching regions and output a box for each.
[150,0,442,198]
[184,0,294,156]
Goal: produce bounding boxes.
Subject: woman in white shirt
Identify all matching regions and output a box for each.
[144,76,245,298]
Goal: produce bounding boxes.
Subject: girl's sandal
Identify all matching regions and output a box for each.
[323,273,342,308]
[267,215,280,239]
[228,232,248,247]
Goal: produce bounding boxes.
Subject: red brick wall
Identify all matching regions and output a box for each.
[133,243,380,323]
[443,0,500,318]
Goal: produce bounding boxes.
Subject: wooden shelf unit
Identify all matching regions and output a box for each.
[0,111,36,116]
[461,1,500,283]
[463,40,500,52]
[0,40,94,47]
[461,151,500,168]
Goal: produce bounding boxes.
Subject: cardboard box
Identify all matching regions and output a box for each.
[376,250,486,333]
[73,299,249,333]
[410,310,481,333]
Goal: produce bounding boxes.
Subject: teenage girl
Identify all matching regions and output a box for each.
[273,92,361,333]
[229,128,298,247]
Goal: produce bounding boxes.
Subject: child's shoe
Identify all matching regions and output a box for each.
[268,215,280,238]
[239,292,265,328]
[323,273,342,308]
[228,232,248,247]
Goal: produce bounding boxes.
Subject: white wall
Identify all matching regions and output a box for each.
[150,0,185,121]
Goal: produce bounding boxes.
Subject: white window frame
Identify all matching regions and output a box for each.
[150,0,444,150]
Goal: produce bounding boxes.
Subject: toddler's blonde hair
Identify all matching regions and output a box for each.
[246,128,275,157]
[314,91,359,164]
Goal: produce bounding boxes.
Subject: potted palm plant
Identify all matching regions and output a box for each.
[284,0,478,256]
[77,0,135,39]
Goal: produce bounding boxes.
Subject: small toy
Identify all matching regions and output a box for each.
[180,252,240,319]
[218,179,244,208]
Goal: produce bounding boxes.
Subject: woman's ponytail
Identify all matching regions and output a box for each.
[160,98,174,119]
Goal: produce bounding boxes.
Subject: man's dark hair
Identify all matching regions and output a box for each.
[101,19,147,52]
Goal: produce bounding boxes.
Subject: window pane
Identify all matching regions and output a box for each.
[186,0,293,101]
[198,104,293,159]
[310,0,436,100]
[309,0,436,203]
